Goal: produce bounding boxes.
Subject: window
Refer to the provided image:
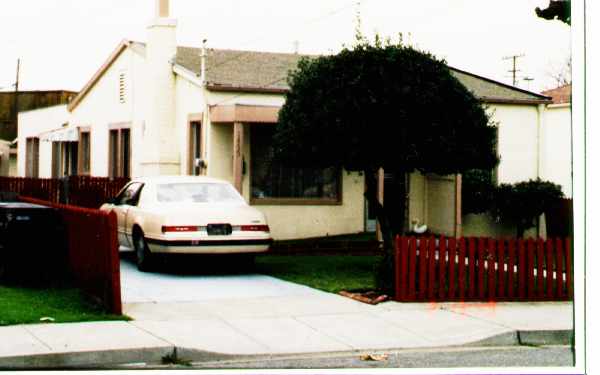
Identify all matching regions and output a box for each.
[156,183,244,204]
[25,137,39,177]
[61,142,78,176]
[108,127,131,178]
[250,126,341,204]
[116,182,143,206]
[78,130,91,175]
[188,121,203,175]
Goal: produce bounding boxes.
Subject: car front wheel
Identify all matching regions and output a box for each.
[133,229,153,272]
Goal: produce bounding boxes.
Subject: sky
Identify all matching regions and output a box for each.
[0,0,572,93]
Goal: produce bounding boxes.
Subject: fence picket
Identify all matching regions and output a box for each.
[448,237,457,300]
[488,238,496,301]
[536,239,545,300]
[468,237,476,299]
[566,238,573,299]
[427,236,436,300]
[418,237,428,300]
[457,238,466,301]
[438,236,447,300]
[546,239,555,300]
[527,239,536,300]
[498,239,506,300]
[477,238,486,300]
[408,237,417,301]
[556,238,565,299]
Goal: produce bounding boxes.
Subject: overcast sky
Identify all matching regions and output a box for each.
[0,0,572,93]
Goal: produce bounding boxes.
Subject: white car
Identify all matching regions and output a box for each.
[100,175,272,271]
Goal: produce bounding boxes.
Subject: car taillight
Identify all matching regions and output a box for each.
[161,225,198,233]
[240,225,270,232]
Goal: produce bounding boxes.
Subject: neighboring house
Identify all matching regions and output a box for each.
[0,140,10,176]
[541,83,572,198]
[17,0,557,240]
[0,90,77,176]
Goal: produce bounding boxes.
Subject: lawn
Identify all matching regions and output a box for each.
[255,254,380,293]
[0,285,128,326]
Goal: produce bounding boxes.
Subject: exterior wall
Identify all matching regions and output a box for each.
[174,75,204,175]
[426,174,456,236]
[541,103,572,197]
[69,47,143,177]
[408,172,456,236]
[492,103,541,184]
[255,172,365,240]
[17,105,70,177]
[201,89,365,240]
[0,141,9,176]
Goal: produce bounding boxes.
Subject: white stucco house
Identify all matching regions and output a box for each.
[17,0,563,240]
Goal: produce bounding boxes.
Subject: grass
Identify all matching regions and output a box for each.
[255,254,380,293]
[273,232,377,246]
[0,284,129,326]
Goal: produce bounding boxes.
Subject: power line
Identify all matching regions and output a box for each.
[203,0,366,75]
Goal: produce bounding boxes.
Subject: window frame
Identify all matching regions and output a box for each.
[248,125,343,206]
[77,127,91,175]
[187,113,204,175]
[25,137,40,177]
[107,124,131,178]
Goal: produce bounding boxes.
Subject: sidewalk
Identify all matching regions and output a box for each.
[0,288,573,369]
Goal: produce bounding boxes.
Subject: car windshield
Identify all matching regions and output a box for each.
[156,183,245,204]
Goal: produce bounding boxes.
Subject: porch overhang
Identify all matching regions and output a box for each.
[39,127,79,142]
[209,104,280,124]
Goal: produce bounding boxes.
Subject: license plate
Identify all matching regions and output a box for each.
[207,224,232,235]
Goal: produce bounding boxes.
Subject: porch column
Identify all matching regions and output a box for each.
[454,173,462,238]
[233,122,244,193]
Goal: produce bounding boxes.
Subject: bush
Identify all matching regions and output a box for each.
[491,179,564,237]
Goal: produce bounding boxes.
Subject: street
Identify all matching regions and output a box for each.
[116,345,574,370]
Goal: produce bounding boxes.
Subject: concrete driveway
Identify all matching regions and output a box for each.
[119,251,327,304]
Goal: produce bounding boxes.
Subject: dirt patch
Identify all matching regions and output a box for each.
[339,290,389,305]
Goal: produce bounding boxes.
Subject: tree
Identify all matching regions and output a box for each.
[491,179,564,238]
[273,39,499,292]
[535,0,571,25]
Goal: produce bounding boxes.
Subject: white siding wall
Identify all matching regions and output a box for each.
[541,104,572,197]
[17,105,70,178]
[69,47,144,177]
[493,103,540,184]
[174,75,204,175]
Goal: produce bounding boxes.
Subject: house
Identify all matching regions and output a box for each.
[17,0,558,240]
[540,83,572,198]
[0,90,77,176]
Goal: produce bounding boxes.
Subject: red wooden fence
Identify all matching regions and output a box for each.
[67,176,130,208]
[394,236,573,302]
[0,176,60,202]
[0,176,129,208]
[20,196,122,314]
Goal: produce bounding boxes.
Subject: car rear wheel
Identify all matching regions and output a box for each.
[133,229,153,272]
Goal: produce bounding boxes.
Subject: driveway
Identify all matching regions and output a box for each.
[119,251,327,304]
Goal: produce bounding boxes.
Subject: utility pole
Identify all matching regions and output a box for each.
[12,59,20,139]
[503,54,524,86]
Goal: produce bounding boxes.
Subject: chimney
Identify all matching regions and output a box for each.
[142,0,180,175]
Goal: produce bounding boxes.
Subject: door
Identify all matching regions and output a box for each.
[112,182,143,247]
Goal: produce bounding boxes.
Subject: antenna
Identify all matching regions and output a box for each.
[522,77,534,90]
[502,54,524,86]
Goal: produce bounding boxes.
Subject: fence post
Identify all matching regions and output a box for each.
[394,236,401,301]
[546,239,555,300]
[457,237,466,301]
[438,236,447,300]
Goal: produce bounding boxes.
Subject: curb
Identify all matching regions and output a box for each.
[0,330,573,370]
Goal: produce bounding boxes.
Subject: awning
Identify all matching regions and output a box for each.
[39,127,79,142]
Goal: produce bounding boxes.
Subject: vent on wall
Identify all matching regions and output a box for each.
[119,72,126,104]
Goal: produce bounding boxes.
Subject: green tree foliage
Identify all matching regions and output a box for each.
[535,0,571,25]
[462,169,495,215]
[491,179,564,238]
[273,39,499,293]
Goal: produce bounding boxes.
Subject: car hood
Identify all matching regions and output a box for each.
[150,203,267,225]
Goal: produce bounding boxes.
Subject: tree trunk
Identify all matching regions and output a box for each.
[364,168,407,293]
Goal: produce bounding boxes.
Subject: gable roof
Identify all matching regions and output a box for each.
[541,83,571,104]
[175,46,551,103]
[69,40,551,112]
